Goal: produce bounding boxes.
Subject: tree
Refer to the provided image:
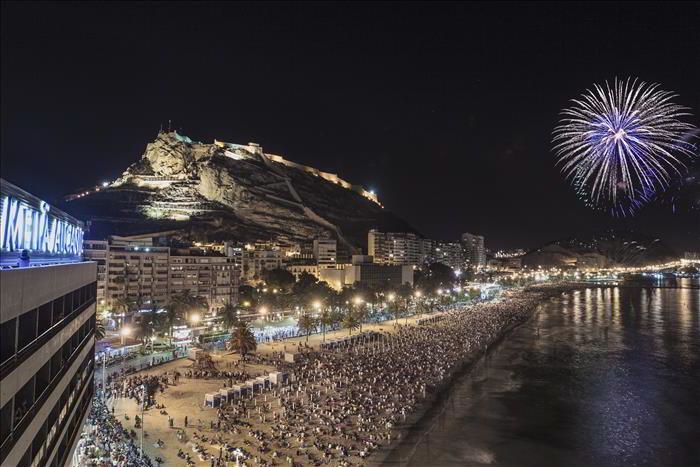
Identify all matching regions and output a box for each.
[113,297,133,316]
[163,302,182,348]
[95,320,106,341]
[297,313,316,342]
[387,297,403,326]
[354,301,368,333]
[136,307,162,347]
[293,272,318,297]
[238,285,259,309]
[318,308,334,342]
[263,268,296,292]
[220,303,239,332]
[228,321,257,361]
[342,310,360,336]
[173,289,207,320]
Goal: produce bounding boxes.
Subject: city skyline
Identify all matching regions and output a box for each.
[2,2,699,250]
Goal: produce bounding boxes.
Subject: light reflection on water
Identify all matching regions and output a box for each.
[383,279,700,467]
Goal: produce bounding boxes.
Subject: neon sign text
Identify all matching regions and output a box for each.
[0,196,84,256]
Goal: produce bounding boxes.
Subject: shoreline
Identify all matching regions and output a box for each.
[85,282,600,467]
[369,282,594,466]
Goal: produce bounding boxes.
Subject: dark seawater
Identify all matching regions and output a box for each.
[384,280,700,467]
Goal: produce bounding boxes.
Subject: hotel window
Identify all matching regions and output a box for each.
[0,318,16,364]
[37,302,52,337]
[17,309,38,350]
[51,296,65,324]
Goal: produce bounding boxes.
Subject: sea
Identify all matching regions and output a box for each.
[384,279,700,467]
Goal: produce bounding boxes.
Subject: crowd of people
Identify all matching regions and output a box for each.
[205,289,550,466]
[103,373,172,408]
[80,286,571,466]
[74,398,155,467]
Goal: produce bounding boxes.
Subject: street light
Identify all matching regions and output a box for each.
[387,293,395,302]
[120,326,131,346]
[312,300,322,311]
[190,313,201,325]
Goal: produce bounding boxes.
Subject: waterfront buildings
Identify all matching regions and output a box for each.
[83,237,238,312]
[1,178,96,467]
[168,252,238,311]
[461,232,486,268]
[344,255,413,288]
[367,230,431,267]
[434,241,465,270]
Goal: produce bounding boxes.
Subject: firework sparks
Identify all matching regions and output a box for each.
[553,77,697,216]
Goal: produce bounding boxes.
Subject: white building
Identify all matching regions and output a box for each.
[1,178,96,467]
[316,255,413,290]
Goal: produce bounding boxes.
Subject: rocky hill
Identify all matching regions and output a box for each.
[63,131,417,252]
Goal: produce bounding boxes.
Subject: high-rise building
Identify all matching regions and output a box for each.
[312,238,337,269]
[367,230,427,267]
[168,254,238,310]
[84,238,239,311]
[1,178,96,467]
[461,232,486,268]
[434,241,465,270]
[83,241,170,309]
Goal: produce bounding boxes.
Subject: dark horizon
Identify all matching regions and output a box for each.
[2,2,699,250]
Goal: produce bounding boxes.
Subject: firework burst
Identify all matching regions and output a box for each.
[553,77,697,216]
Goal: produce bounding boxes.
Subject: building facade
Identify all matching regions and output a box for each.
[83,238,238,312]
[367,230,428,267]
[1,178,96,467]
[461,232,486,268]
[434,241,465,270]
[168,255,238,310]
[312,238,337,269]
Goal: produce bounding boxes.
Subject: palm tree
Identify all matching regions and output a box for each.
[173,289,208,320]
[387,298,403,327]
[319,308,334,342]
[297,313,316,342]
[220,303,239,332]
[342,310,359,336]
[163,302,182,348]
[228,321,257,362]
[94,320,106,341]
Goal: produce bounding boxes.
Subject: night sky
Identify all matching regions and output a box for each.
[2,2,699,250]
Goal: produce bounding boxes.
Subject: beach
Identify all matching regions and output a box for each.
[76,284,584,466]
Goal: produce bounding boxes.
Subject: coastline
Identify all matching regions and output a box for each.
[369,282,593,466]
[88,282,600,467]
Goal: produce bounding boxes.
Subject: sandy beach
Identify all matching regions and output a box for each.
[86,284,582,467]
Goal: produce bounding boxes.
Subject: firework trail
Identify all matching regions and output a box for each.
[553,77,697,216]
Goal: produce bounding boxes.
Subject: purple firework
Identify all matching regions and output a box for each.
[553,77,697,216]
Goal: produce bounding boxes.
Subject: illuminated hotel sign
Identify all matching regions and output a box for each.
[0,178,84,263]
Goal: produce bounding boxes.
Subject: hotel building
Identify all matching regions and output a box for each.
[0,178,96,467]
